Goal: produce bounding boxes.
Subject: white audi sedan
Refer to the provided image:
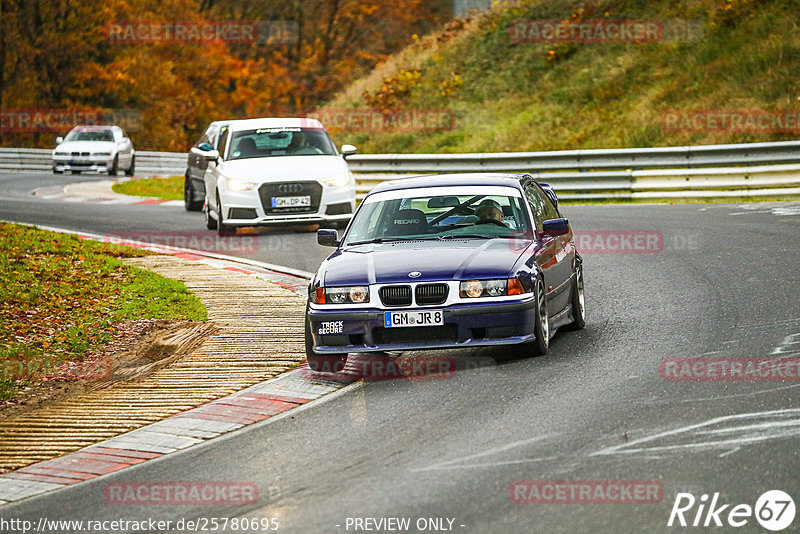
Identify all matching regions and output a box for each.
[195,118,357,233]
[52,125,135,175]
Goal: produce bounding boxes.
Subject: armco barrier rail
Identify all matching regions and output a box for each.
[2,140,799,200]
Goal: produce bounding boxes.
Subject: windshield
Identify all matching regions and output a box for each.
[344,187,533,246]
[227,127,336,160]
[63,128,114,142]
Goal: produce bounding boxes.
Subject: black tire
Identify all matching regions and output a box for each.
[305,305,347,373]
[72,170,81,175]
[125,155,135,176]
[204,196,217,230]
[184,176,202,211]
[108,155,118,175]
[527,277,550,356]
[564,264,586,331]
[216,192,233,235]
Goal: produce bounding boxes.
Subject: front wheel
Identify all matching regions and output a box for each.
[108,155,118,175]
[305,306,347,373]
[526,277,549,356]
[564,265,586,331]
[124,155,135,176]
[216,192,233,235]
[204,196,217,230]
[184,176,203,211]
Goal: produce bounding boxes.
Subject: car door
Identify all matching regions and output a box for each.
[204,125,229,211]
[524,182,573,314]
[189,123,218,186]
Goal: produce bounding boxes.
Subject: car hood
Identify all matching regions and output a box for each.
[320,239,527,286]
[54,141,115,153]
[218,155,349,182]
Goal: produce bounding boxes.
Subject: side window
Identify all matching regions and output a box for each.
[535,184,560,221]
[524,185,545,231]
[216,127,230,159]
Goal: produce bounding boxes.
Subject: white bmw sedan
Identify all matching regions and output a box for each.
[197,118,357,234]
[52,125,135,175]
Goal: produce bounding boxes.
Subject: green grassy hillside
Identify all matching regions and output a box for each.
[323,0,799,153]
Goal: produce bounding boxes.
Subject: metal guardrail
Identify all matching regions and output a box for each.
[2,141,799,200]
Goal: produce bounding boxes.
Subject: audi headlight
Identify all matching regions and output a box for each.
[319,173,350,187]
[311,286,369,304]
[459,279,526,298]
[226,177,257,191]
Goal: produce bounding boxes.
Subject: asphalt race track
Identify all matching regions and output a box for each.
[2,172,800,533]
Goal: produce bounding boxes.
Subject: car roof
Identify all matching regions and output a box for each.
[70,125,115,131]
[223,117,325,132]
[368,173,529,195]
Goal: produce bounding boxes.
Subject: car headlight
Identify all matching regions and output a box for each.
[91,152,111,156]
[459,279,526,298]
[54,152,67,156]
[319,173,350,187]
[311,286,369,304]
[226,177,257,191]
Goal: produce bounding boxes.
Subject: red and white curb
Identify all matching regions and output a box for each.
[0,223,353,505]
[0,369,356,504]
[33,178,183,206]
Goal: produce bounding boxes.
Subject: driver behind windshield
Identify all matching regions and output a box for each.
[474,201,506,227]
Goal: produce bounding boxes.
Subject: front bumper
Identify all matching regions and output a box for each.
[53,157,113,172]
[307,298,538,354]
[219,182,356,226]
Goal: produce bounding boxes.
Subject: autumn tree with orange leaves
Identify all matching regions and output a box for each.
[0,0,450,150]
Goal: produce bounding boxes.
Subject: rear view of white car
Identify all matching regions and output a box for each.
[52,125,135,175]
[193,118,357,233]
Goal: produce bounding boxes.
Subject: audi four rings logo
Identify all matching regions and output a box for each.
[278,184,303,193]
[408,272,422,278]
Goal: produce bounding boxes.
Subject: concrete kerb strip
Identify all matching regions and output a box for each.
[0,223,359,505]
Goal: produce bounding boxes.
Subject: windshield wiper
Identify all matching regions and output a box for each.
[436,234,500,240]
[346,236,441,246]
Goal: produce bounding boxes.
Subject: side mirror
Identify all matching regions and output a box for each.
[341,144,357,158]
[55,136,63,145]
[317,229,339,247]
[203,149,220,162]
[541,218,570,237]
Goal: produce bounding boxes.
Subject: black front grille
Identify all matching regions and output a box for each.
[228,208,257,219]
[415,283,449,305]
[71,151,90,157]
[379,285,412,307]
[373,325,458,345]
[258,182,322,215]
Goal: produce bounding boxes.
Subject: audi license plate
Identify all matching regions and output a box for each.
[272,195,311,208]
[384,310,444,328]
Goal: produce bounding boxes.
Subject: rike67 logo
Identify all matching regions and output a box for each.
[668,490,795,531]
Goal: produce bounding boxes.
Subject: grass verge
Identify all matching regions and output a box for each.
[0,222,206,400]
[112,176,183,201]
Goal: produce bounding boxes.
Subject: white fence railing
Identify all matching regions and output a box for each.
[3,140,799,200]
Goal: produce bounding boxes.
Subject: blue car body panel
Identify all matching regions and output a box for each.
[307,173,581,355]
